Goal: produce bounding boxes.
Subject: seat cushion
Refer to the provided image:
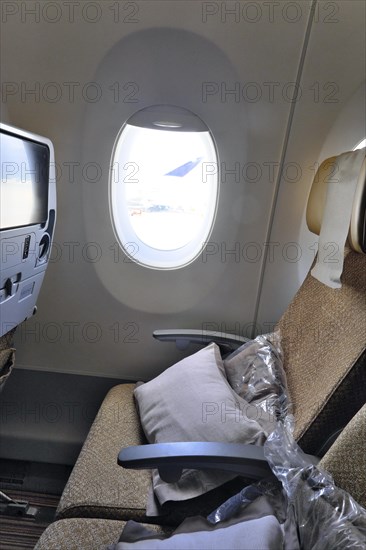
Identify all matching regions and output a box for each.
[35,518,171,550]
[56,384,151,521]
[35,518,127,550]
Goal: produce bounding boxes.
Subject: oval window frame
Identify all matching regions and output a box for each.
[109,106,219,270]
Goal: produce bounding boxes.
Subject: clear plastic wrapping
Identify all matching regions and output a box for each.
[210,423,366,548]
[207,478,282,525]
[264,423,366,549]
[224,331,293,430]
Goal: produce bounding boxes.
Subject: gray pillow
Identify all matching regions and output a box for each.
[134,343,267,507]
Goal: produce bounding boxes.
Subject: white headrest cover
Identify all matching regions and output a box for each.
[306,150,366,253]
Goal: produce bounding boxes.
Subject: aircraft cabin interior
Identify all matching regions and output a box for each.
[0,1,365,548]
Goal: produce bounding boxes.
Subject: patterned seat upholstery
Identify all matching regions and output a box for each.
[319,403,366,509]
[56,384,151,521]
[35,518,126,550]
[277,247,366,455]
[34,518,171,550]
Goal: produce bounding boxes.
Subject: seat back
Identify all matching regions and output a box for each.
[277,150,366,455]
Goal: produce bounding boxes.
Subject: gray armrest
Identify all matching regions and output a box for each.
[153,329,248,353]
[118,442,272,483]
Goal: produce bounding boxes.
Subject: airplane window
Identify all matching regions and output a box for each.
[354,138,366,150]
[110,106,218,269]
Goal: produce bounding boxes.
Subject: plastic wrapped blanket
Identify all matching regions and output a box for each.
[210,422,366,549]
[224,331,293,431]
[265,423,366,549]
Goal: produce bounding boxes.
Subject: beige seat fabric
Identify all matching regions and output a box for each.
[320,404,366,509]
[277,246,366,454]
[34,518,171,550]
[35,518,126,550]
[57,384,150,521]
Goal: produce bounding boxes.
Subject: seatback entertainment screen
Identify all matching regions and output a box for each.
[0,131,50,230]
